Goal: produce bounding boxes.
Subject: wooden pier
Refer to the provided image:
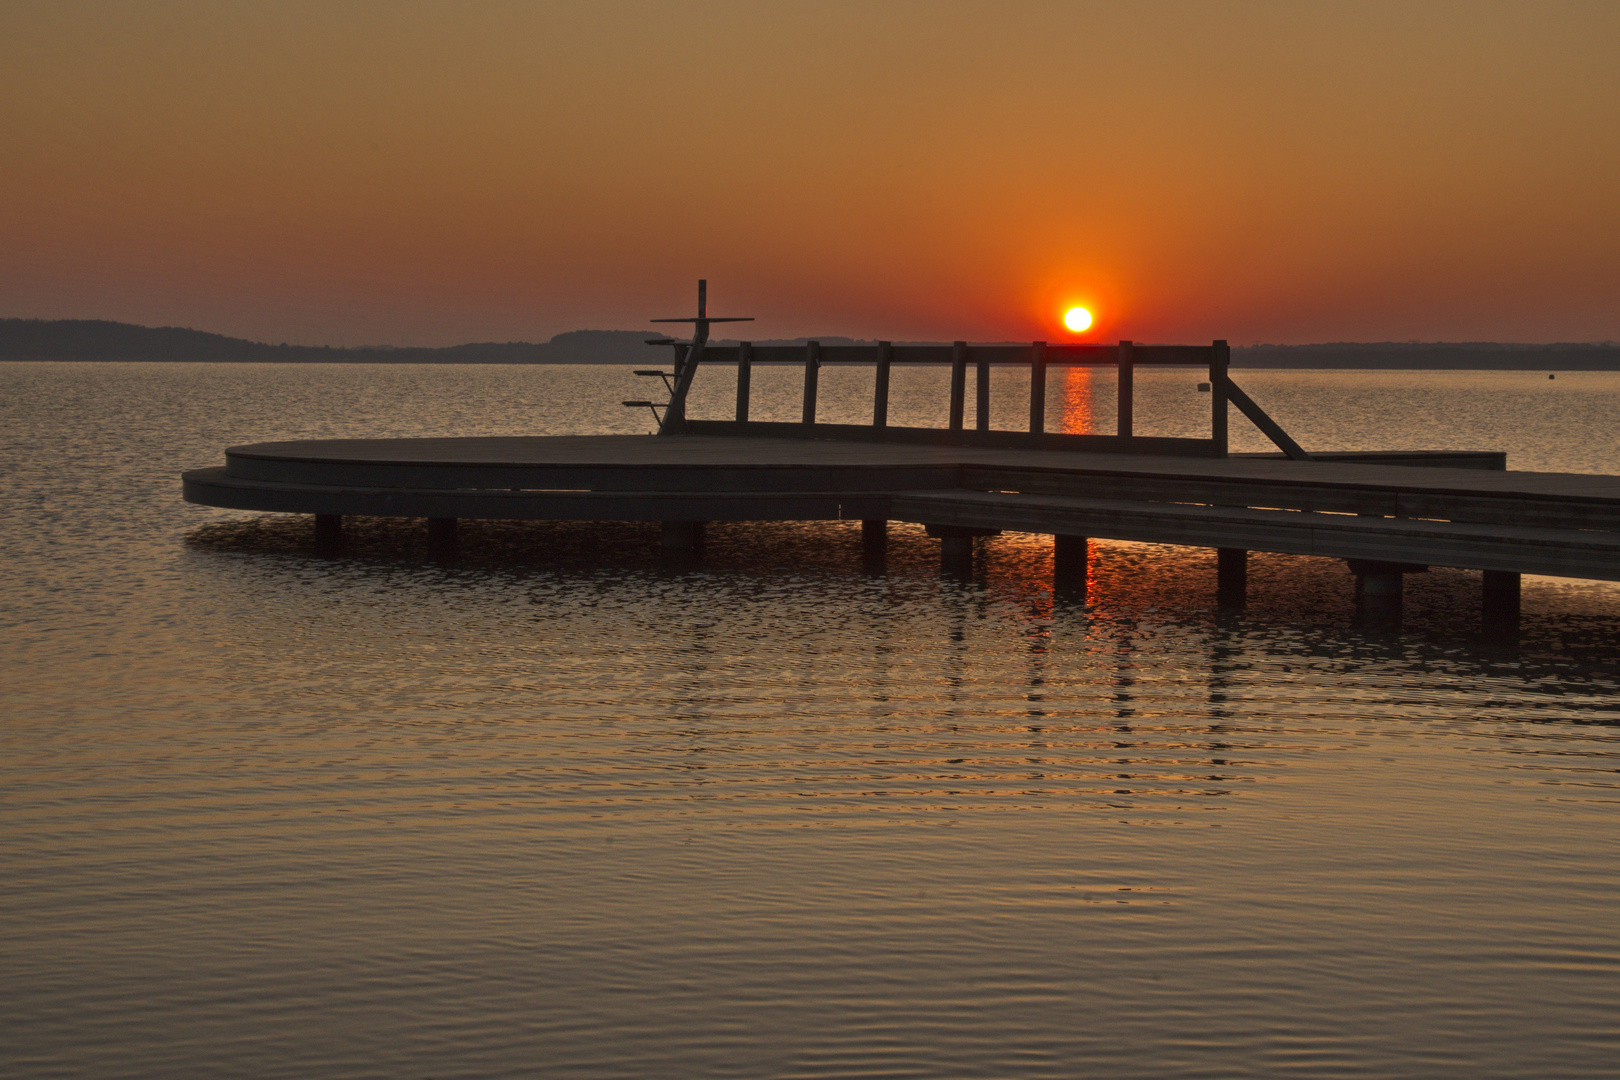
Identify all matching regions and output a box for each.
[184,431,1620,630]
[182,303,1620,631]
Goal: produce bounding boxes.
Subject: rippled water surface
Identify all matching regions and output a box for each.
[4,362,1620,1079]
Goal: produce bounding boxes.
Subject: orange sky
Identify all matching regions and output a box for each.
[2,1,1617,346]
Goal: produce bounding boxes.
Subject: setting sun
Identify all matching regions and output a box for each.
[1063,306,1093,333]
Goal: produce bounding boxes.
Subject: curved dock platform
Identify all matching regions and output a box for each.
[185,433,1620,615]
[183,435,958,522]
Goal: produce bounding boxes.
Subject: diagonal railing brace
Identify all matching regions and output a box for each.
[1225,379,1312,460]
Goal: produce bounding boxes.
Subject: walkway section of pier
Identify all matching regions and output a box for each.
[184,433,1620,628]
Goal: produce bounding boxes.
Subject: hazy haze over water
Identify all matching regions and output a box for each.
[3,363,1619,1078]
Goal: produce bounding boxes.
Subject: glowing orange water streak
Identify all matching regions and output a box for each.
[1056,366,1096,435]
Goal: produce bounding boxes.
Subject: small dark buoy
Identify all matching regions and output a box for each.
[1196,382,1211,392]
[1549,373,1555,380]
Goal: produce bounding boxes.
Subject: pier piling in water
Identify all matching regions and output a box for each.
[927,523,996,571]
[1217,548,1248,608]
[662,521,706,552]
[1053,534,1089,597]
[427,517,458,553]
[1349,560,1428,626]
[861,519,888,574]
[1482,570,1522,632]
[861,519,888,556]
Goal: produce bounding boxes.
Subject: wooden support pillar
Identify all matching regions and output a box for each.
[1117,340,1135,438]
[949,341,968,434]
[802,341,820,426]
[975,353,990,432]
[427,517,457,552]
[315,513,343,544]
[1357,571,1403,623]
[735,341,753,422]
[873,341,892,429]
[1029,340,1047,434]
[861,518,888,558]
[661,521,706,552]
[1482,570,1522,632]
[1210,340,1230,457]
[926,523,995,573]
[1053,534,1089,597]
[1348,559,1426,626]
[1216,548,1247,608]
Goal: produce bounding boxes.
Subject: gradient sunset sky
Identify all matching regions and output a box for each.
[3,1,1617,346]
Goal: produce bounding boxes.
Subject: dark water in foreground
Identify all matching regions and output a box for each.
[4,363,1619,1079]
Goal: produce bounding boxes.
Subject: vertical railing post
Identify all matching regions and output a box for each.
[975,350,991,431]
[735,341,753,422]
[1117,340,1135,438]
[802,340,821,426]
[1028,341,1047,434]
[949,341,968,434]
[874,341,892,429]
[1210,339,1229,457]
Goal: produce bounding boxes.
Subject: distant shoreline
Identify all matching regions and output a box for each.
[3,318,1617,370]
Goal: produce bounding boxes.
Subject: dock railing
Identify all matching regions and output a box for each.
[655,339,1310,460]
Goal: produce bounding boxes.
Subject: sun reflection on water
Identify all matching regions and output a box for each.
[1056,366,1096,434]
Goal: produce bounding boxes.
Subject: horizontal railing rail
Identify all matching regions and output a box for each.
[697,343,1212,366]
[684,420,1222,457]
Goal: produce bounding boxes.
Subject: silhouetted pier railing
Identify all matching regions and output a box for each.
[662,339,1311,461]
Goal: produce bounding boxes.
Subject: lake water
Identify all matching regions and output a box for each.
[4,362,1619,1079]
